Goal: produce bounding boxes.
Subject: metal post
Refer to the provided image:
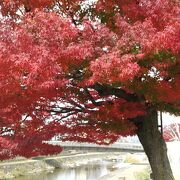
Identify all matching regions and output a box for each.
[158,111,163,136]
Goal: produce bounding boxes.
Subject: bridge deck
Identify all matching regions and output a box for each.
[47,141,144,152]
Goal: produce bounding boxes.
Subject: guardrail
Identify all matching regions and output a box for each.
[47,141,144,152]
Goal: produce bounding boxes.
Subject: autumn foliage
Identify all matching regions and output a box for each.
[164,123,180,142]
[0,0,179,159]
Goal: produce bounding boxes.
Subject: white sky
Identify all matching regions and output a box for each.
[162,113,180,125]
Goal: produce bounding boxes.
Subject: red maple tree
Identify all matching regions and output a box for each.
[164,123,180,142]
[0,0,179,179]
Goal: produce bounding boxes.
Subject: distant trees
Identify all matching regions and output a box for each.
[164,123,180,142]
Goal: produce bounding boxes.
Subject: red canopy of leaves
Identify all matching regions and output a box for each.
[0,0,179,159]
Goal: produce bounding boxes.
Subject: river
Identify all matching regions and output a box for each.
[14,158,124,180]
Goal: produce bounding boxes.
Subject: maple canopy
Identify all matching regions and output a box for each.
[0,0,179,159]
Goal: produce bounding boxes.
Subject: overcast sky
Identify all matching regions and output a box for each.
[162,113,180,125]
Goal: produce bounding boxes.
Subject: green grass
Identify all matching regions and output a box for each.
[134,168,150,180]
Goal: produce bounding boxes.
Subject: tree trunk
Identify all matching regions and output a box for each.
[137,108,175,180]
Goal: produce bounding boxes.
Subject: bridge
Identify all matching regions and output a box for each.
[48,141,144,153]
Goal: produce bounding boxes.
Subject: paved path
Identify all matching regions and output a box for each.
[99,163,180,180]
[98,164,149,180]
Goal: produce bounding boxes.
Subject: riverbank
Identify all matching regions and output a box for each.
[103,164,180,180]
[99,164,150,180]
[0,159,54,179]
[0,152,126,179]
[3,152,179,180]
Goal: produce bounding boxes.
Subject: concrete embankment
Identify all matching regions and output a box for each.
[0,152,125,179]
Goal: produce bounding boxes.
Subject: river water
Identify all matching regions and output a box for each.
[14,159,124,180]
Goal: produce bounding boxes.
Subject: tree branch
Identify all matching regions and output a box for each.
[84,87,102,106]
[89,83,144,102]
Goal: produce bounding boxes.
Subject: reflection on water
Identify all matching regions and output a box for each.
[14,160,122,180]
